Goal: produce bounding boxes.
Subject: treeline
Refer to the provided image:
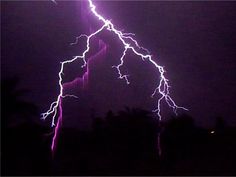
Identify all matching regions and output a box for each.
[1,78,236,175]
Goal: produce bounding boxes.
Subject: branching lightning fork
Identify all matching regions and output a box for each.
[42,0,188,151]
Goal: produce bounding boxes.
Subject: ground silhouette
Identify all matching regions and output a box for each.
[2,78,236,175]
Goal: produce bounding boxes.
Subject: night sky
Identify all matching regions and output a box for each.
[2,1,236,128]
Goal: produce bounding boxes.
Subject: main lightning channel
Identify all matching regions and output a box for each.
[42,0,188,151]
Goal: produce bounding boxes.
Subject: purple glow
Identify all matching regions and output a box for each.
[42,0,187,152]
[63,40,107,90]
[50,40,107,152]
[51,98,62,151]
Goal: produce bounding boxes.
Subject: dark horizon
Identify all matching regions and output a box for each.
[2,83,236,175]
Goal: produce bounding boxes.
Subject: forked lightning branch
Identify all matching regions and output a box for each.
[42,0,188,151]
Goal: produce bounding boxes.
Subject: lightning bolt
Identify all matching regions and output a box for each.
[42,0,188,152]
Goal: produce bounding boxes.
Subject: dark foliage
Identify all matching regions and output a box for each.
[1,78,51,175]
[1,78,236,175]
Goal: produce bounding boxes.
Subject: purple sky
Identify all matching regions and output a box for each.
[2,1,236,128]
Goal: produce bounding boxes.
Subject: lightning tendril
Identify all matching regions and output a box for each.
[42,0,188,152]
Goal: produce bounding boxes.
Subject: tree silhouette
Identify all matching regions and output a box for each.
[161,114,197,172]
[1,77,51,176]
[215,116,226,134]
[1,77,38,127]
[91,107,160,175]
